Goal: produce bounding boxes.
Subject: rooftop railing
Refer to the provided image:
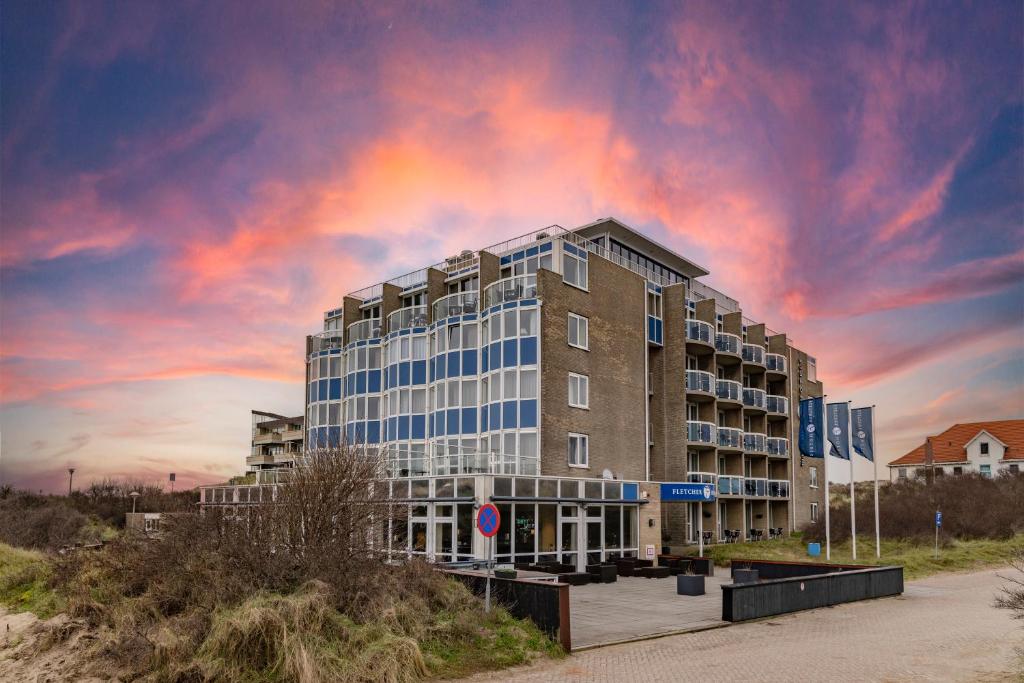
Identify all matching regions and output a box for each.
[431,291,480,320]
[349,283,383,303]
[389,269,429,291]
[689,280,740,313]
[482,274,538,309]
[562,231,674,287]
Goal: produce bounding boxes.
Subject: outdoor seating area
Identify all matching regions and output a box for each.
[720,528,785,542]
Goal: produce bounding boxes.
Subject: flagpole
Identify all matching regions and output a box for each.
[823,394,831,561]
[848,401,856,561]
[872,404,880,559]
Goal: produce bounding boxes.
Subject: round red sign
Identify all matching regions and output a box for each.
[476,503,501,538]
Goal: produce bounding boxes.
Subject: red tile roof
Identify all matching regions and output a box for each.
[888,419,1024,467]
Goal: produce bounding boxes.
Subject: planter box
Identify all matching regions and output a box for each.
[586,564,618,584]
[677,574,706,596]
[495,569,518,580]
[733,568,760,584]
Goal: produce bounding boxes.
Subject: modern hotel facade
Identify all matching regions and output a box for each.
[202,219,825,568]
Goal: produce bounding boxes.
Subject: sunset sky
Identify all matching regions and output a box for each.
[1,1,1021,492]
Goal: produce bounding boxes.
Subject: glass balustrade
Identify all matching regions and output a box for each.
[717,427,743,450]
[744,432,768,453]
[685,370,715,394]
[348,318,382,342]
[482,274,538,309]
[742,343,765,365]
[686,421,717,445]
[387,305,428,332]
[687,472,716,484]
[767,437,789,457]
[715,332,741,355]
[686,319,714,345]
[742,387,766,410]
[716,379,742,402]
[766,395,789,415]
[768,480,790,498]
[717,475,743,496]
[766,353,787,374]
[431,291,479,320]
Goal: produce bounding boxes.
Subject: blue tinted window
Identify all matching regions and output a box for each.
[398,416,410,440]
[489,341,500,367]
[355,373,366,393]
[309,382,317,402]
[623,483,639,500]
[462,407,477,434]
[462,350,477,375]
[318,379,328,401]
[435,411,446,436]
[489,404,500,430]
[328,427,341,447]
[412,415,426,439]
[502,339,517,367]
[519,399,537,428]
[436,354,446,380]
[447,351,460,376]
[368,370,381,393]
[412,360,426,384]
[502,400,517,429]
[329,378,341,400]
[480,405,488,431]
[366,421,380,444]
[519,337,537,365]
[447,408,460,435]
[481,345,489,372]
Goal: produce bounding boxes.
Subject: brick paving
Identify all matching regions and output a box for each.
[464,568,1024,682]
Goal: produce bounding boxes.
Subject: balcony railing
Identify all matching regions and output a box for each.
[716,379,742,403]
[766,353,787,374]
[767,437,789,457]
[744,432,768,454]
[768,479,791,498]
[432,291,479,320]
[482,274,538,309]
[742,387,766,410]
[742,343,765,365]
[718,475,743,496]
[387,305,428,332]
[685,319,714,345]
[715,332,742,355]
[348,318,381,343]
[766,394,789,415]
[744,477,768,497]
[686,369,715,394]
[687,420,717,445]
[718,427,744,450]
[687,471,717,484]
[309,329,345,353]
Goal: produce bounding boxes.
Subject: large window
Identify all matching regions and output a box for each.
[568,313,589,350]
[563,250,588,290]
[568,373,589,409]
[980,464,992,478]
[568,433,589,468]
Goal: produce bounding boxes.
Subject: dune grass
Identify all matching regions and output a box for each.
[693,533,1024,580]
[0,542,63,618]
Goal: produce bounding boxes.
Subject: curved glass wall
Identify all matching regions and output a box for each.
[382,328,429,477]
[307,349,344,448]
[428,315,481,475]
[341,341,382,446]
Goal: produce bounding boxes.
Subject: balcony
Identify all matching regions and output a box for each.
[718,427,744,451]
[766,353,788,375]
[766,394,789,417]
[432,291,479,320]
[387,305,428,332]
[742,387,767,412]
[687,471,717,484]
[687,420,717,447]
[685,370,715,398]
[742,343,765,367]
[718,475,743,496]
[744,477,768,497]
[744,432,768,454]
[348,318,381,343]
[685,319,714,347]
[309,329,344,354]
[252,432,283,446]
[715,332,742,358]
[482,274,538,309]
[716,379,742,404]
[768,479,791,498]
[767,437,789,457]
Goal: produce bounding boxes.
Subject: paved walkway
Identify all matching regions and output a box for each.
[570,574,728,648]
[464,568,1024,682]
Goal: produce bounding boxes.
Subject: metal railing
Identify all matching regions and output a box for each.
[718,475,743,495]
[387,305,428,332]
[718,427,744,450]
[686,319,714,345]
[766,353,787,374]
[744,432,768,454]
[715,332,742,355]
[742,387,767,410]
[687,471,717,484]
[348,318,382,342]
[689,280,740,313]
[744,477,768,497]
[563,231,674,287]
[766,395,789,415]
[716,379,742,403]
[687,420,717,445]
[483,225,565,258]
[742,343,765,365]
[768,479,791,498]
[431,291,479,320]
[348,283,383,303]
[686,370,715,394]
[309,329,345,353]
[389,269,429,291]
[767,437,789,457]
[482,274,538,309]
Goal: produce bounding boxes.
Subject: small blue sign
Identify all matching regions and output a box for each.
[660,482,716,502]
[935,511,942,528]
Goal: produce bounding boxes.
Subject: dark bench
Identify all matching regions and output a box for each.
[557,572,592,586]
[639,566,671,579]
[586,563,618,584]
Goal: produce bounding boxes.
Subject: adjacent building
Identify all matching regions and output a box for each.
[202,218,826,567]
[246,410,304,477]
[887,419,1023,481]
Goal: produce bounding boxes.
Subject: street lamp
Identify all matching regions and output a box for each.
[67,468,75,496]
[130,491,140,514]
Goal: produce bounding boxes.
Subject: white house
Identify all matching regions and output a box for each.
[888,420,1023,482]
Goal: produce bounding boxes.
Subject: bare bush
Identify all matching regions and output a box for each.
[996,549,1024,619]
[0,493,88,550]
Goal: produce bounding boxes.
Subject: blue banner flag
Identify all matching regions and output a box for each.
[851,407,874,461]
[799,397,825,458]
[827,402,851,460]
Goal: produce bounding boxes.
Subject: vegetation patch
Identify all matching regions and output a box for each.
[0,543,63,618]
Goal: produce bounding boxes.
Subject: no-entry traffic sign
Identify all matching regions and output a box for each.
[477,503,500,538]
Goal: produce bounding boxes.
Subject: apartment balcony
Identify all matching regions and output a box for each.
[348,318,382,343]
[743,477,768,497]
[742,387,767,412]
[765,353,788,376]
[768,479,791,498]
[282,429,304,442]
[387,305,428,332]
[767,437,789,457]
[687,471,717,484]
[715,332,742,362]
[742,343,765,368]
[252,432,283,446]
[744,432,768,454]
[717,426,744,451]
[718,475,743,496]
[432,291,479,320]
[482,274,538,309]
[309,329,344,354]
[246,452,275,467]
[687,420,717,448]
[685,370,715,401]
[716,379,742,405]
[766,394,789,418]
[685,319,715,351]
[736,478,791,498]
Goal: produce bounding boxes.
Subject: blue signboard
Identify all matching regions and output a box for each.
[935,511,942,528]
[660,482,716,502]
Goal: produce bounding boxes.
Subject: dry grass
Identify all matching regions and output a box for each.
[0,542,63,618]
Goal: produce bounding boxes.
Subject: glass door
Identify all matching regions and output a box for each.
[433,504,453,563]
[559,504,578,569]
[586,504,603,566]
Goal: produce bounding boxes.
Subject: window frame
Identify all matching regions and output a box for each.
[809,466,818,489]
[568,372,589,409]
[810,502,818,522]
[562,249,588,291]
[568,312,589,351]
[568,432,589,469]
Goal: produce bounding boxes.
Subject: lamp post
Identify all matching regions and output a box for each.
[67,468,75,496]
[130,491,140,514]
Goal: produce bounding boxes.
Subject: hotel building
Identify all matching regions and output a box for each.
[203,219,825,568]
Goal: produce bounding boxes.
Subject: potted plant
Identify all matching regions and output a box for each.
[676,565,705,596]
[733,561,759,584]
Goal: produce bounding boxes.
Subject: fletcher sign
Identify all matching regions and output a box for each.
[660,482,716,502]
